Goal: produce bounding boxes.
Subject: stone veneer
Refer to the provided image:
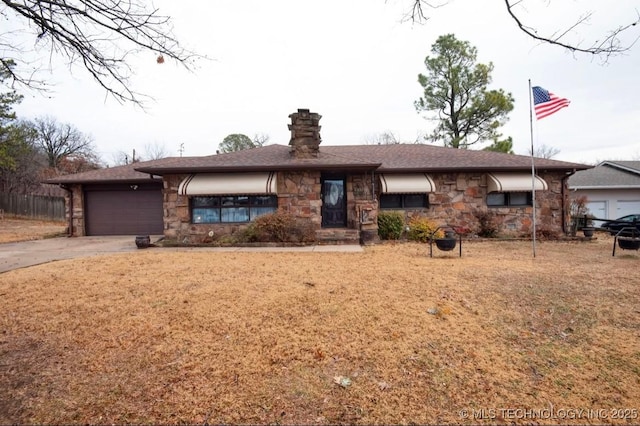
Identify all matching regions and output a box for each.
[162,170,569,242]
[63,185,85,236]
[388,170,569,236]
[162,171,379,244]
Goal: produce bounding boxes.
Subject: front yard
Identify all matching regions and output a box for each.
[1,237,639,424]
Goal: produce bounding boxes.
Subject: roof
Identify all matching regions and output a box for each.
[44,159,169,184]
[568,161,640,189]
[136,144,590,175]
[45,144,591,184]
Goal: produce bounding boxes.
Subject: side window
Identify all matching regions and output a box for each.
[379,194,428,209]
[487,192,532,207]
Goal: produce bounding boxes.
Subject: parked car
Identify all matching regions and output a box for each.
[601,214,640,235]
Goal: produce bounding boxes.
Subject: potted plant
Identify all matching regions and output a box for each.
[569,195,594,237]
[581,214,596,237]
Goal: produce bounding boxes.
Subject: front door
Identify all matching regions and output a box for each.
[321,177,346,227]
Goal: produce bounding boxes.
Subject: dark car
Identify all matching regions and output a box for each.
[601,214,640,235]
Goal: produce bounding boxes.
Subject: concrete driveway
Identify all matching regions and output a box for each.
[0,236,363,273]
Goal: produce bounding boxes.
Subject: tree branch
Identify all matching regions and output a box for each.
[1,0,201,105]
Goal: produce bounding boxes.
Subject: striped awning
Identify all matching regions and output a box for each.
[487,173,548,192]
[379,173,436,193]
[178,172,277,195]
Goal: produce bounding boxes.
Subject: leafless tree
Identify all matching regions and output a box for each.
[32,116,95,170]
[253,133,270,147]
[403,0,640,59]
[1,0,198,104]
[363,131,401,145]
[530,144,560,159]
[143,141,168,160]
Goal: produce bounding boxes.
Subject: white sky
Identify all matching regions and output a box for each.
[10,0,640,165]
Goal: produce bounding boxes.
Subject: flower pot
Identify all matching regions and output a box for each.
[617,237,640,251]
[135,235,151,249]
[582,227,595,237]
[435,238,456,251]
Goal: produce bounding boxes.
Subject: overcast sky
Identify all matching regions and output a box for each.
[11,0,640,166]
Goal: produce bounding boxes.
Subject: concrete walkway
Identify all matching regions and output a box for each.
[0,236,363,273]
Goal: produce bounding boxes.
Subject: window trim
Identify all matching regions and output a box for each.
[190,195,278,223]
[486,191,533,207]
[379,193,429,209]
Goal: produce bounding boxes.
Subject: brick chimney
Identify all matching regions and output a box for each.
[288,108,322,158]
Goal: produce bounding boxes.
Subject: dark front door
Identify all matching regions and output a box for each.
[321,177,346,227]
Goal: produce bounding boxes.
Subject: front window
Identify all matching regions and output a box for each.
[380,194,428,209]
[487,192,532,207]
[191,195,277,223]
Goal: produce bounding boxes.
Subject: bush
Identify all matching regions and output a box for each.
[475,210,499,238]
[377,211,405,240]
[407,216,443,242]
[251,210,317,243]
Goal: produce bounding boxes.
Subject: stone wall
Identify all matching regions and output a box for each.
[161,170,568,242]
[162,171,380,243]
[64,185,85,236]
[382,170,568,236]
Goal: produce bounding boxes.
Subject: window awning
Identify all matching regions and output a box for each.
[487,173,548,192]
[379,173,436,193]
[178,172,277,195]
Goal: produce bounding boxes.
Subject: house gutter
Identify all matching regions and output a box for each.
[60,184,73,237]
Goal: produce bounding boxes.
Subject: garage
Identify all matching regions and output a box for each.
[84,183,163,236]
[616,200,640,218]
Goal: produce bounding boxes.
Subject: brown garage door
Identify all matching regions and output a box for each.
[84,183,163,236]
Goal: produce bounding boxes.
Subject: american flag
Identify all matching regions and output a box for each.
[532,86,570,120]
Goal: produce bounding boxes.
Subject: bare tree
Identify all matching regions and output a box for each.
[530,144,561,159]
[253,133,270,148]
[363,131,401,145]
[1,0,198,104]
[32,116,95,170]
[403,1,640,59]
[143,141,168,160]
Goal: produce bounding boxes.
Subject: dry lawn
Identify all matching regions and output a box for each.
[1,235,639,424]
[0,217,66,243]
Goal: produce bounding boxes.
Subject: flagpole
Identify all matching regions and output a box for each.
[528,79,537,258]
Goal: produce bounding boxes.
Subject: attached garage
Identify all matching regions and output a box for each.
[84,183,163,236]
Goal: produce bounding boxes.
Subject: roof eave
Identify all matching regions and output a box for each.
[135,163,382,174]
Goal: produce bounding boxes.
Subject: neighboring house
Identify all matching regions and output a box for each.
[568,161,640,225]
[47,109,591,242]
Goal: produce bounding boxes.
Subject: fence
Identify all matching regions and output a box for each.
[0,193,66,221]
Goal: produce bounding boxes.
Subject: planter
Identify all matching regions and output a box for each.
[135,235,151,249]
[435,238,457,251]
[617,237,640,251]
[582,227,595,237]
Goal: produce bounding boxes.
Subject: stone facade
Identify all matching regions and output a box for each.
[383,170,569,236]
[62,185,86,236]
[163,171,380,244]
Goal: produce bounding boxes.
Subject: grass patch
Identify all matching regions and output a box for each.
[1,236,639,424]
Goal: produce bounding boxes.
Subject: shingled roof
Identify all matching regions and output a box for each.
[569,161,640,189]
[44,159,170,184]
[135,144,590,175]
[45,143,591,184]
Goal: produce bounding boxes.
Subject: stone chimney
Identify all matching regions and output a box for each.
[288,108,322,158]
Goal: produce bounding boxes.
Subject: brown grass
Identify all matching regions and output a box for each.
[0,217,66,243]
[1,234,639,424]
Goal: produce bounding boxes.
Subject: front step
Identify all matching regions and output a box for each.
[315,228,360,245]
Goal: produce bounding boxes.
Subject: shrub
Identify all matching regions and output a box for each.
[377,211,405,240]
[407,216,444,242]
[250,210,317,243]
[475,210,499,238]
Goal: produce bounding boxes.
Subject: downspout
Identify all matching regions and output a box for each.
[60,184,73,237]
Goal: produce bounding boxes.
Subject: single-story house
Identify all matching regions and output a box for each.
[568,161,640,225]
[47,109,591,242]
